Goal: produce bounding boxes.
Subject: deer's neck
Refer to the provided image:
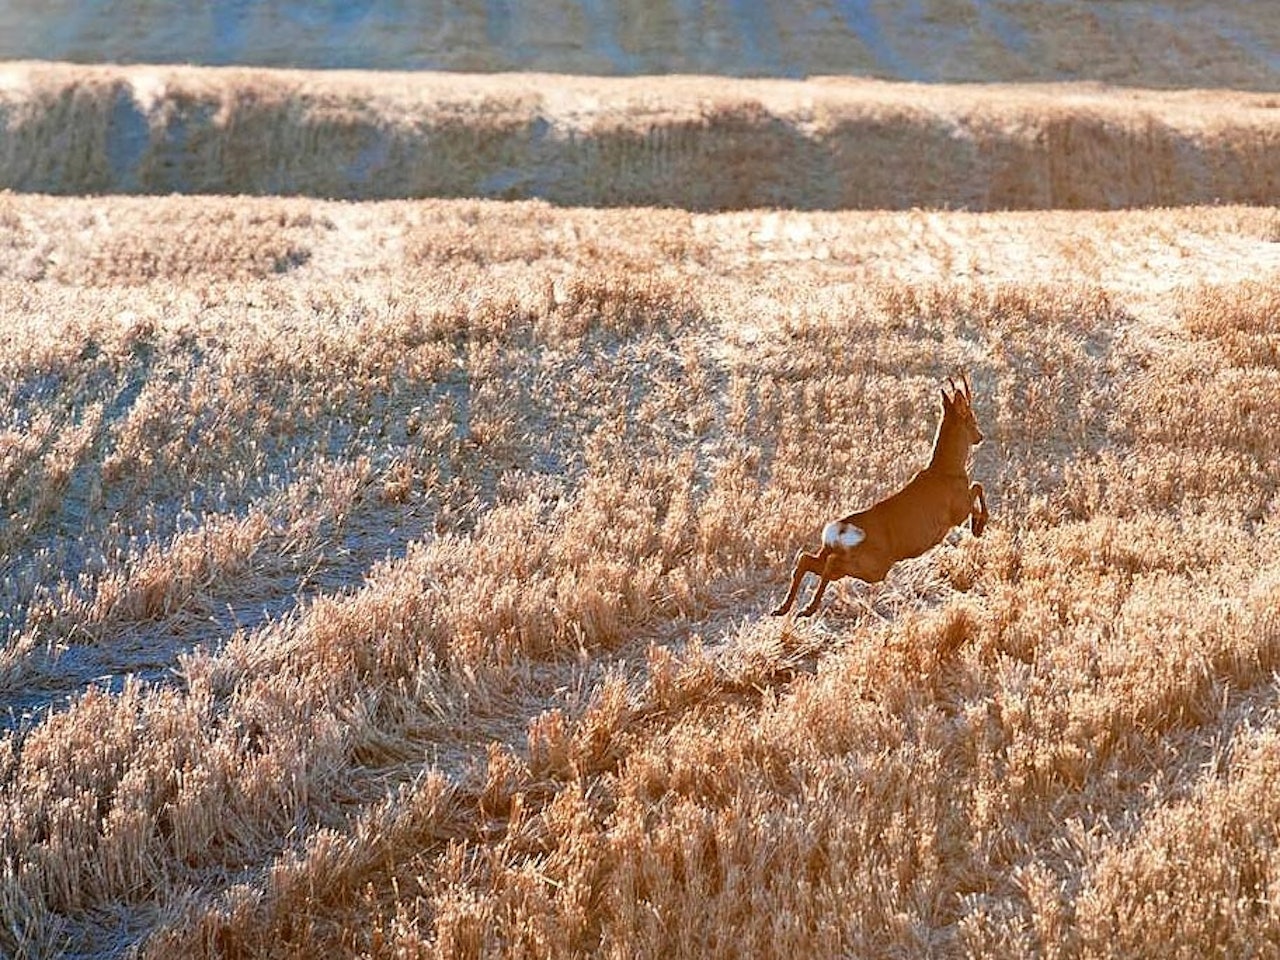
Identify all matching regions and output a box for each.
[927,417,970,477]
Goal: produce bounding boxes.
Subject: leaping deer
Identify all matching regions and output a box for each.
[771,373,989,618]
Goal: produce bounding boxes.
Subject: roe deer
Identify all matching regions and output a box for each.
[771,373,989,617]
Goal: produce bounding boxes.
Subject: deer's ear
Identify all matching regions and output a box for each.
[940,388,954,410]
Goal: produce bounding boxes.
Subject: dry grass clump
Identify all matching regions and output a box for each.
[88,209,313,283]
[4,195,1280,958]
[0,191,331,284]
[1074,726,1280,954]
[404,202,713,277]
[1179,279,1280,369]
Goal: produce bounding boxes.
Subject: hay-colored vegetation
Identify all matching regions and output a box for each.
[3,189,1280,957]
[3,63,1280,208]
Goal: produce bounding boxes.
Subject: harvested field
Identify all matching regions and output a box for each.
[3,189,1280,957]
[3,64,1280,208]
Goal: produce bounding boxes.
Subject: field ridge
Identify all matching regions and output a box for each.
[3,63,1280,209]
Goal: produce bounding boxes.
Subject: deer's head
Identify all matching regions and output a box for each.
[941,372,983,447]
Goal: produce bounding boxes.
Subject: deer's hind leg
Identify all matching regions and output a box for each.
[798,552,852,618]
[771,549,826,617]
[969,481,989,536]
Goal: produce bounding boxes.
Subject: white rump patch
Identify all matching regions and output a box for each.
[822,521,865,549]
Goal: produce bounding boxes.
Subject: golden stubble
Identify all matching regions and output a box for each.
[1,194,1278,958]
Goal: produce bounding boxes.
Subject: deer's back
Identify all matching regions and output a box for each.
[847,468,971,561]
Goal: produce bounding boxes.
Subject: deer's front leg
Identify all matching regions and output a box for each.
[772,549,823,616]
[969,481,989,536]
